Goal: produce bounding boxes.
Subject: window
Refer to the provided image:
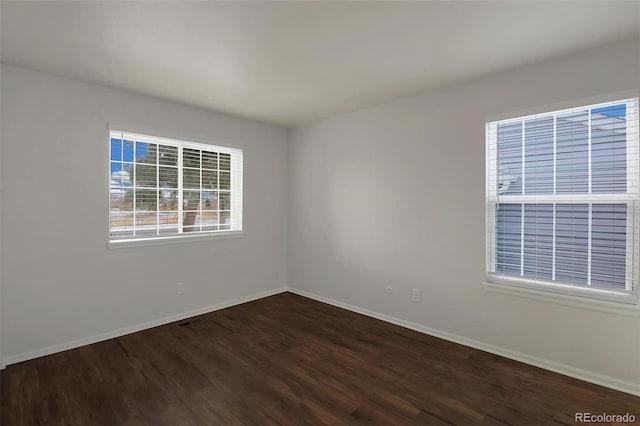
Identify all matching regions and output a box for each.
[109,130,243,244]
[486,98,639,304]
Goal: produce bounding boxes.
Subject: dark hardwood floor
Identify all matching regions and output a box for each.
[2,292,639,425]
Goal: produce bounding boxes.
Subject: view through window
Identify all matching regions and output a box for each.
[109,131,243,242]
[486,98,639,304]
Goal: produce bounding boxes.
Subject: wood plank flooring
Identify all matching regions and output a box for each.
[2,292,639,425]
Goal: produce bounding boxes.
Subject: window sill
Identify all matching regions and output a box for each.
[107,231,244,249]
[483,281,640,317]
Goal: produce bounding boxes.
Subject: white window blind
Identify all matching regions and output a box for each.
[109,130,243,243]
[486,98,639,304]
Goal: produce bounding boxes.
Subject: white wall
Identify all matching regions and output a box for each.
[1,64,289,361]
[289,39,640,392]
[0,61,3,367]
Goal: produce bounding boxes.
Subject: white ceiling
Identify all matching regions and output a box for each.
[2,1,639,128]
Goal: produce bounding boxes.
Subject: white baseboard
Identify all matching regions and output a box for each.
[288,287,640,397]
[2,287,288,368]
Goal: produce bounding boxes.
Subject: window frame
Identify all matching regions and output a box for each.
[485,97,639,305]
[107,129,243,248]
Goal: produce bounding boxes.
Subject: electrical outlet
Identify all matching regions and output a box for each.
[385,286,393,294]
[412,289,421,302]
[176,282,185,295]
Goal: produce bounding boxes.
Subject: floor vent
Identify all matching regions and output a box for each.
[177,317,205,327]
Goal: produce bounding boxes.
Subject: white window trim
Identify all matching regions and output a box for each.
[483,281,639,317]
[485,97,639,306]
[485,89,639,123]
[107,129,243,246]
[107,230,244,250]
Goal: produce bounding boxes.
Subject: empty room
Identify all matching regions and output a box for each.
[1,1,640,424]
